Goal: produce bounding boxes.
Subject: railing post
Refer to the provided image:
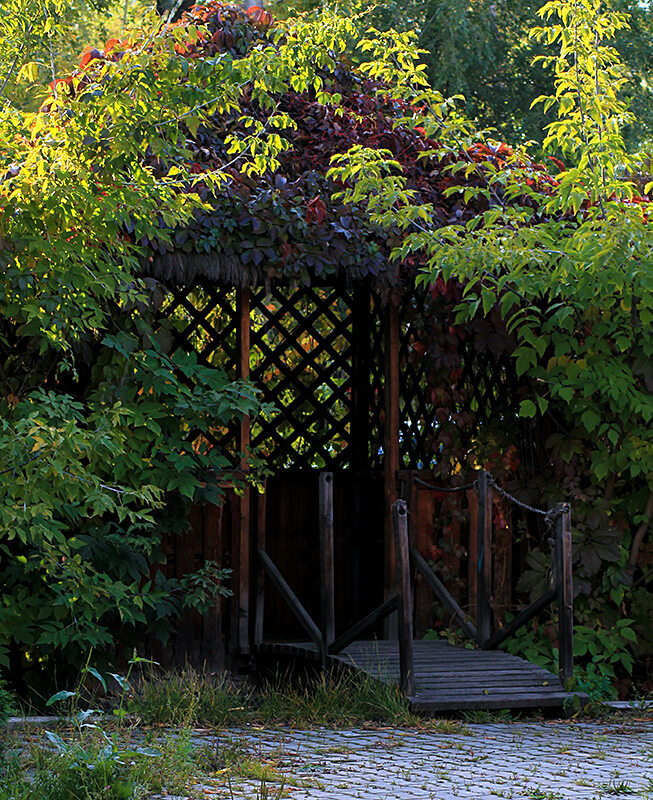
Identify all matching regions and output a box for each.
[555,502,574,685]
[476,470,492,646]
[393,499,415,696]
[319,472,335,651]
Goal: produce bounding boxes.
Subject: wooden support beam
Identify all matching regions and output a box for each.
[253,480,267,647]
[237,286,251,656]
[257,549,325,660]
[328,596,399,656]
[483,588,556,651]
[393,499,415,696]
[476,470,492,646]
[383,300,400,637]
[556,503,574,685]
[319,472,335,648]
[410,548,478,642]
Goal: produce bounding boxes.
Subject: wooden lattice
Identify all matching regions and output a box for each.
[159,280,520,473]
[398,297,434,468]
[249,285,354,469]
[367,292,386,470]
[396,289,522,470]
[162,283,239,454]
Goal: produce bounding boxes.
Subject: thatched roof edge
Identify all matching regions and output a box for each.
[144,251,399,289]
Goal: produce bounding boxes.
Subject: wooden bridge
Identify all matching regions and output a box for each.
[253,471,586,714]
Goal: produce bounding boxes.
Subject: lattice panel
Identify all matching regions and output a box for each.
[398,297,435,468]
[368,291,386,469]
[458,344,518,422]
[249,285,354,469]
[396,289,522,469]
[162,283,239,455]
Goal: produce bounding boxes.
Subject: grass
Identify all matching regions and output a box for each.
[0,723,211,800]
[0,665,422,800]
[0,722,292,800]
[128,665,418,727]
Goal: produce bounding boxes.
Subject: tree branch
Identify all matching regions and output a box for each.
[628,491,653,568]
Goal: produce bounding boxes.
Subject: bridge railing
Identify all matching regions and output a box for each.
[392,470,574,695]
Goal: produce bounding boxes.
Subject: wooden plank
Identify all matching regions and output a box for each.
[442,492,463,606]
[557,503,574,685]
[202,502,224,671]
[476,470,492,645]
[255,636,583,713]
[257,549,324,658]
[328,596,398,655]
[493,496,512,624]
[467,486,479,625]
[383,300,400,637]
[400,471,437,638]
[253,481,267,647]
[412,694,581,713]
[176,504,201,666]
[411,548,478,642]
[393,499,415,695]
[319,472,335,647]
[237,286,251,657]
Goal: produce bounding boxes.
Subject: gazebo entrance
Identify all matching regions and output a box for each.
[151,277,582,710]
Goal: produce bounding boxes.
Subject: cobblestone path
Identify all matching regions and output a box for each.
[210,720,653,799]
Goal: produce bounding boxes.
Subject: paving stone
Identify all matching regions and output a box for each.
[204,720,653,800]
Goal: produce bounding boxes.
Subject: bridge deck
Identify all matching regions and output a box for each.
[255,639,584,713]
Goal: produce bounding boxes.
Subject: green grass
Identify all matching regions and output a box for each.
[0,664,466,800]
[128,665,417,727]
[0,725,241,800]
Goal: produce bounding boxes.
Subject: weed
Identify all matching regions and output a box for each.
[129,665,416,727]
[0,680,14,728]
[600,779,636,795]
[254,668,415,726]
[129,666,249,727]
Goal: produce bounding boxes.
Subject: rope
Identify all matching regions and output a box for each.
[488,476,563,530]
[488,477,548,516]
[412,473,563,530]
[412,476,478,492]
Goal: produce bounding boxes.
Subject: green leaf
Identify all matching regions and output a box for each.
[519,400,537,418]
[46,690,75,707]
[84,667,107,691]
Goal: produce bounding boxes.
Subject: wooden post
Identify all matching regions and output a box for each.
[236,287,251,656]
[384,299,400,638]
[253,480,267,647]
[319,472,335,648]
[556,502,574,685]
[476,470,492,646]
[393,499,415,696]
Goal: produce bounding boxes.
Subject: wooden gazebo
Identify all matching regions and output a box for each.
[141,4,579,710]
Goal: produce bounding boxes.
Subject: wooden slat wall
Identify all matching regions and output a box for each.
[261,470,385,642]
[150,496,235,670]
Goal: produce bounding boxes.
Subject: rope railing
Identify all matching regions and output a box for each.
[412,475,478,492]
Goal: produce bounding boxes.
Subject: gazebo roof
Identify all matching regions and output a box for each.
[57,2,559,290]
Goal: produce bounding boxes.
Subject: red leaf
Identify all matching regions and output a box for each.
[306,196,327,225]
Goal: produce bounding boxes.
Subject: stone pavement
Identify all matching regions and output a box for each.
[201,719,653,800]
